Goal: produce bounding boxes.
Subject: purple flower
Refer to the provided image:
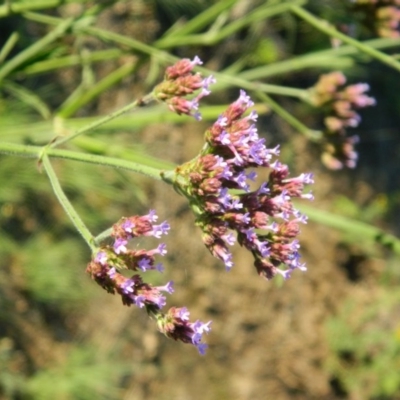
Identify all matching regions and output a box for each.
[157,281,174,294]
[152,221,170,238]
[114,238,128,254]
[173,90,313,281]
[95,251,108,266]
[138,258,152,271]
[154,57,215,120]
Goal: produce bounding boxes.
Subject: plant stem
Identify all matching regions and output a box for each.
[298,204,400,256]
[20,49,124,76]
[24,12,309,100]
[57,60,137,118]
[256,92,322,141]
[236,36,400,80]
[158,0,237,39]
[94,228,113,245]
[0,18,75,83]
[154,0,307,48]
[50,93,154,148]
[0,31,19,63]
[0,0,90,17]
[0,142,171,181]
[290,5,400,73]
[41,154,96,251]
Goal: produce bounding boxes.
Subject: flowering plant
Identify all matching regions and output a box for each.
[1,2,400,365]
[78,57,314,353]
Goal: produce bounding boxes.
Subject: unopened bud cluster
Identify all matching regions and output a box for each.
[309,71,375,169]
[86,211,211,354]
[153,56,216,120]
[172,90,313,280]
[352,0,400,38]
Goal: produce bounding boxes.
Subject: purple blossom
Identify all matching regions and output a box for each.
[138,258,152,271]
[114,238,128,254]
[147,209,158,222]
[95,251,108,266]
[121,219,135,234]
[173,89,313,281]
[157,280,174,294]
[177,307,190,321]
[152,221,170,238]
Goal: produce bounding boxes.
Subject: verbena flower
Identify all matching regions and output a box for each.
[351,0,400,38]
[170,90,313,280]
[153,56,216,120]
[309,71,375,169]
[86,210,211,354]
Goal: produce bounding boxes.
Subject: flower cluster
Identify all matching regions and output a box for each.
[171,90,313,280]
[351,0,400,38]
[153,56,216,120]
[86,211,211,354]
[309,71,376,169]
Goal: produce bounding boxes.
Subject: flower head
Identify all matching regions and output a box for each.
[172,91,313,280]
[86,211,211,354]
[157,307,212,355]
[309,72,375,169]
[153,56,215,120]
[350,1,400,38]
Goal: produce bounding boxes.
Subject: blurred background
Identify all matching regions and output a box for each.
[1,0,400,399]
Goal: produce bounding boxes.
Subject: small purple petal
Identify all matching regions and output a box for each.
[95,251,108,266]
[114,238,128,254]
[138,258,152,271]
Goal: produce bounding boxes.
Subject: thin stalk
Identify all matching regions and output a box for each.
[298,204,400,256]
[24,12,307,100]
[0,31,19,63]
[210,70,308,99]
[0,0,90,17]
[50,93,154,148]
[154,0,307,48]
[0,141,171,181]
[256,92,322,141]
[290,5,400,73]
[94,228,113,245]
[21,49,123,76]
[57,60,137,118]
[2,80,52,119]
[236,36,400,80]
[159,0,237,39]
[0,18,75,83]
[41,154,96,251]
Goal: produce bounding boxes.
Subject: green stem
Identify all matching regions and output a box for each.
[21,49,123,76]
[154,0,307,48]
[0,142,171,181]
[158,0,237,39]
[211,70,308,99]
[0,0,89,17]
[298,204,400,255]
[290,5,400,73]
[24,12,308,100]
[41,154,96,251]
[236,36,400,80]
[50,93,154,148]
[2,80,51,119]
[94,228,113,245]
[0,18,75,83]
[0,31,19,63]
[57,60,137,118]
[256,92,322,141]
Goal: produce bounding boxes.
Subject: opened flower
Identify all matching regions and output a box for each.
[86,211,211,354]
[167,90,313,280]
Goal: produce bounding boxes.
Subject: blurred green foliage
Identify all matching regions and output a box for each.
[326,288,400,399]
